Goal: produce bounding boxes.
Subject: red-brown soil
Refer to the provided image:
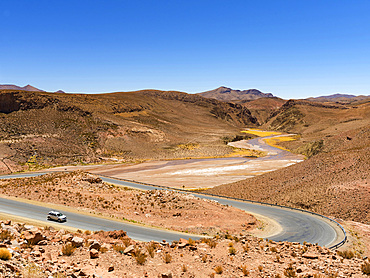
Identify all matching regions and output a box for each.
[1,220,369,278]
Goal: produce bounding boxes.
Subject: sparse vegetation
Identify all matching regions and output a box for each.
[164,253,172,263]
[361,260,370,275]
[61,243,76,256]
[0,230,14,241]
[214,265,223,274]
[284,263,297,277]
[133,248,147,265]
[0,248,11,260]
[229,246,237,255]
[22,263,45,278]
[337,249,355,259]
[241,265,249,276]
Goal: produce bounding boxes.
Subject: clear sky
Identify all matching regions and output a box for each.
[1,0,369,99]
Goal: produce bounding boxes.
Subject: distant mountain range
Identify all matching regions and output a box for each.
[306,94,370,103]
[198,86,274,102]
[0,84,45,92]
[0,84,65,93]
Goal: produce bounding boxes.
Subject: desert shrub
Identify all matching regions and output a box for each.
[284,263,297,277]
[271,246,278,252]
[229,247,236,255]
[202,254,208,263]
[84,230,91,235]
[61,243,76,256]
[241,265,249,276]
[113,244,125,253]
[295,140,323,157]
[122,237,131,247]
[133,249,147,265]
[202,238,217,248]
[0,229,14,241]
[146,241,156,258]
[258,265,263,272]
[228,242,234,247]
[0,248,11,260]
[100,246,108,253]
[361,260,370,275]
[182,264,188,272]
[188,237,195,246]
[224,233,233,240]
[337,249,355,259]
[243,243,250,252]
[22,263,46,278]
[164,253,172,263]
[214,265,223,274]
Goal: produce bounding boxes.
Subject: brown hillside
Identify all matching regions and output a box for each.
[205,125,370,224]
[198,86,274,101]
[0,90,257,174]
[264,99,370,142]
[239,97,287,125]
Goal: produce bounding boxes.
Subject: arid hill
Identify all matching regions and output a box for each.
[198,86,274,102]
[307,93,370,104]
[0,84,44,92]
[238,97,287,125]
[206,98,370,225]
[0,89,257,174]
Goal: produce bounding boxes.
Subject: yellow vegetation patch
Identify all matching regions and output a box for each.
[177,143,200,150]
[264,135,300,151]
[116,110,149,118]
[227,147,265,158]
[241,129,281,137]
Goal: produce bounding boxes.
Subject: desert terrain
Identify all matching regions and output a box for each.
[0,172,257,237]
[1,219,370,278]
[0,87,369,277]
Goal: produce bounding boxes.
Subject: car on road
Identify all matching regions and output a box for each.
[47,211,67,222]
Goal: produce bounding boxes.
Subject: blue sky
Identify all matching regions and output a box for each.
[1,0,369,99]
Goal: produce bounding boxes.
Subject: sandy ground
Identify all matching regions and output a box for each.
[46,136,304,189]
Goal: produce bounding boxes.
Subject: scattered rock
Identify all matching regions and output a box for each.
[90,249,99,259]
[123,245,135,255]
[303,253,319,259]
[160,272,172,278]
[72,237,84,248]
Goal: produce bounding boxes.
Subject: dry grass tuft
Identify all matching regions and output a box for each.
[214,265,223,274]
[361,260,370,275]
[61,243,76,256]
[0,248,11,260]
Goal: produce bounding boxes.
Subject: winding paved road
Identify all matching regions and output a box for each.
[0,134,344,246]
[0,173,342,247]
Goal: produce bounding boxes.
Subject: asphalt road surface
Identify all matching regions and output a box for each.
[100,177,340,247]
[0,173,341,246]
[0,196,202,242]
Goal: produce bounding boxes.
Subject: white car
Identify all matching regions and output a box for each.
[47,211,67,222]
